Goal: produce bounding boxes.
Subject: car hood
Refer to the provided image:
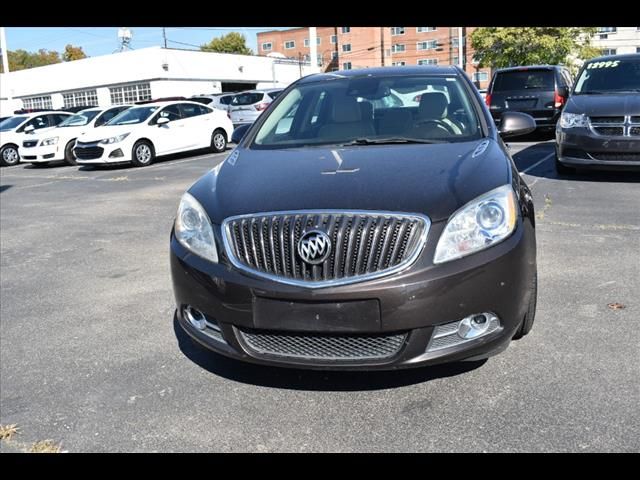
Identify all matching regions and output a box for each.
[78,125,136,143]
[1,126,57,146]
[565,93,640,116]
[189,139,513,224]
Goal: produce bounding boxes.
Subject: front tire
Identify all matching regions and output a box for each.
[513,272,537,339]
[131,140,155,167]
[64,140,78,166]
[211,129,227,153]
[0,145,20,166]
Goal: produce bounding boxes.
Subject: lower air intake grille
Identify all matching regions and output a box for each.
[238,328,407,361]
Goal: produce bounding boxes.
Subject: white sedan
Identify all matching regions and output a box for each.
[73,101,234,167]
[18,105,131,166]
[0,111,73,166]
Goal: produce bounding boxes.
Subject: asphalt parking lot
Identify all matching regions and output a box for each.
[1,139,639,453]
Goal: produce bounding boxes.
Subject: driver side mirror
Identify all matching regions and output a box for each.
[24,125,35,133]
[156,117,170,126]
[499,112,536,138]
[231,123,251,144]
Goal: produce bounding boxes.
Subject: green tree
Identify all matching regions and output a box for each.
[200,32,253,55]
[62,44,87,62]
[2,48,61,72]
[470,27,599,73]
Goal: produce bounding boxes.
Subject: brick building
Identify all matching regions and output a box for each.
[257,27,492,88]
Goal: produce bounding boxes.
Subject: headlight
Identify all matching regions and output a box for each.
[434,184,518,264]
[560,112,588,129]
[100,133,130,144]
[40,137,58,146]
[174,192,218,263]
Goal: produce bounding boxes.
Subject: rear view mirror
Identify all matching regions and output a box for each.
[499,112,536,138]
[231,124,251,144]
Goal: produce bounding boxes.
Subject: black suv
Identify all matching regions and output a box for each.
[486,65,573,131]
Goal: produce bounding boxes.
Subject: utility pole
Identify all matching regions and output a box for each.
[162,27,167,48]
[0,26,11,104]
[309,27,318,71]
[380,27,385,66]
[458,26,464,69]
[298,52,303,78]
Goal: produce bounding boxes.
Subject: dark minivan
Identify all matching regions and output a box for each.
[171,66,538,370]
[487,65,573,130]
[555,53,640,172]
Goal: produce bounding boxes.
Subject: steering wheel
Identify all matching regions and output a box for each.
[415,118,457,135]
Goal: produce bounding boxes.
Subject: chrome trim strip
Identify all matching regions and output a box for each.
[221,209,431,289]
[588,115,640,137]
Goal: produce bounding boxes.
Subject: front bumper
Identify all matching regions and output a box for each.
[18,145,62,163]
[170,217,536,370]
[74,141,132,164]
[556,127,640,169]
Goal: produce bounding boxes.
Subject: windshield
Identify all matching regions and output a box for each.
[574,57,640,94]
[106,106,158,125]
[493,70,555,91]
[0,116,27,131]
[252,74,482,149]
[232,92,264,105]
[58,110,100,127]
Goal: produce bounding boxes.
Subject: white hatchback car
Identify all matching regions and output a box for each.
[0,111,73,166]
[19,105,131,166]
[73,101,234,167]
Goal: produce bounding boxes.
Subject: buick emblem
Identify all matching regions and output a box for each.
[298,230,332,265]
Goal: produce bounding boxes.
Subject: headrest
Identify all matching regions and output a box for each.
[418,92,448,119]
[332,97,362,123]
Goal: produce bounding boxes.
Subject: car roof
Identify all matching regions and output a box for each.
[583,52,640,63]
[297,65,461,84]
[78,105,132,114]
[493,65,567,73]
[132,100,212,108]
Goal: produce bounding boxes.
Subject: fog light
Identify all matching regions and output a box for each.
[427,313,501,353]
[109,148,124,158]
[458,314,492,339]
[184,305,206,330]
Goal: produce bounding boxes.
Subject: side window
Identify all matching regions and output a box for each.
[28,116,49,130]
[197,105,213,115]
[95,108,125,127]
[51,114,70,125]
[157,104,182,123]
[220,96,233,106]
[179,103,198,118]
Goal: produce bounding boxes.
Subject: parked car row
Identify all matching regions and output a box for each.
[484,52,640,172]
[0,100,234,167]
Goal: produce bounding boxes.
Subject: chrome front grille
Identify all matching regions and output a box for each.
[222,210,429,287]
[237,327,407,361]
[589,115,640,137]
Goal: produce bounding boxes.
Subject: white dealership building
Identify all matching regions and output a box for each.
[0,46,317,116]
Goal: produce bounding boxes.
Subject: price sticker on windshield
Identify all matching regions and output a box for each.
[587,60,620,69]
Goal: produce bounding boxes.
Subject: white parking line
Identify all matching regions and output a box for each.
[520,152,555,175]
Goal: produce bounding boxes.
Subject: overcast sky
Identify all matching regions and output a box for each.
[3,27,292,57]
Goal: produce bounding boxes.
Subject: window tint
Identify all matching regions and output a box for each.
[493,70,555,91]
[51,114,71,125]
[219,96,234,105]
[95,107,127,127]
[180,103,201,118]
[232,92,265,105]
[158,104,182,122]
[268,90,283,100]
[191,97,214,105]
[253,75,482,149]
[21,116,49,131]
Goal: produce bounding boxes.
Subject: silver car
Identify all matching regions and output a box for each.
[229,88,283,128]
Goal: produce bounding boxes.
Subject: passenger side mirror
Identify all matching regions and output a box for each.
[231,124,251,144]
[498,112,536,138]
[156,117,170,126]
[24,125,35,133]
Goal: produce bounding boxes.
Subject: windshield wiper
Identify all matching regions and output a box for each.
[339,137,445,146]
